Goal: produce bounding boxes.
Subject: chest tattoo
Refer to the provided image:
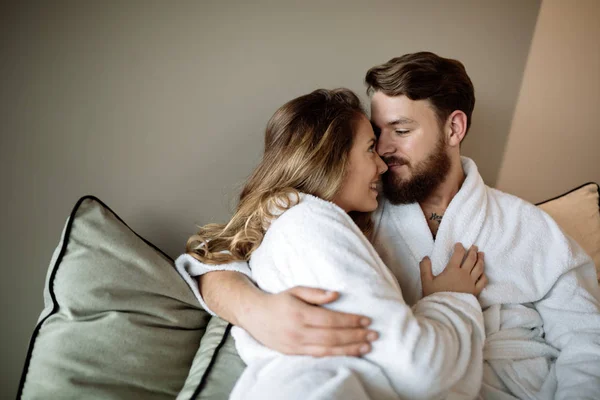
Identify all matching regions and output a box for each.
[429,212,443,224]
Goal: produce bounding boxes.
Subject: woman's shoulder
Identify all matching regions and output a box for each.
[259,193,371,266]
[268,193,355,234]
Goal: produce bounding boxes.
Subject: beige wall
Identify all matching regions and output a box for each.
[0,1,540,396]
[497,0,600,203]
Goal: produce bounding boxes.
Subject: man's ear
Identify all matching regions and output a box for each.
[446,110,468,147]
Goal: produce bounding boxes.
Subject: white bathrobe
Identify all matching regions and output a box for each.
[371,157,600,399]
[176,157,600,399]
[177,194,486,400]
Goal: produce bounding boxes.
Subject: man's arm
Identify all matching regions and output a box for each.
[198,270,377,357]
[534,240,600,399]
[198,270,262,326]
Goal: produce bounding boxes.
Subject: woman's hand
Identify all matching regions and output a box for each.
[420,243,487,297]
[238,287,379,357]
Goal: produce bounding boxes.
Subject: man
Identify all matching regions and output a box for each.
[178,52,600,398]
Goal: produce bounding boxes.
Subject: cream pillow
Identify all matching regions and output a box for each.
[537,183,600,280]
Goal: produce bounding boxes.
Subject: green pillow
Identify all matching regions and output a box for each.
[177,318,245,400]
[18,196,210,399]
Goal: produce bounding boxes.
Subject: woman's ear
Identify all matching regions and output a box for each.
[446,110,468,147]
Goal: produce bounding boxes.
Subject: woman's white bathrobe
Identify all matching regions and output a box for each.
[176,194,486,400]
[372,157,600,399]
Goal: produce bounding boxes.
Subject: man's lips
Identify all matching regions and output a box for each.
[387,163,407,169]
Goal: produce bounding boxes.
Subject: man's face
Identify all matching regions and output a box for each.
[370,92,451,204]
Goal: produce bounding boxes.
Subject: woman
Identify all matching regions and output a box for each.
[180,89,486,399]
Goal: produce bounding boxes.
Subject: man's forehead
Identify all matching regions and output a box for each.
[372,94,410,113]
[371,96,429,126]
[370,113,416,128]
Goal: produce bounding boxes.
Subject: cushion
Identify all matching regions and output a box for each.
[176,318,245,400]
[537,182,600,280]
[18,196,211,399]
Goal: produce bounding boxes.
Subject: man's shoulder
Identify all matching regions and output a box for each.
[464,157,544,216]
[486,186,546,217]
[487,185,527,204]
[484,186,570,246]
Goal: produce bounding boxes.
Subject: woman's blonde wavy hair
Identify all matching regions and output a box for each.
[186,88,373,264]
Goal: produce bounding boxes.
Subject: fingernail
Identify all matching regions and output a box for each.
[324,290,335,296]
[360,318,371,327]
[366,331,378,341]
[360,344,370,354]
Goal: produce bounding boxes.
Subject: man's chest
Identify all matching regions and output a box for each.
[420,204,447,239]
[372,230,424,306]
[372,205,503,307]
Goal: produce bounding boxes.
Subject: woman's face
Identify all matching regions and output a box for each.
[333,115,388,213]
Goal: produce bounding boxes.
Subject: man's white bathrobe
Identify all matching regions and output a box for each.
[371,157,600,399]
[177,193,486,400]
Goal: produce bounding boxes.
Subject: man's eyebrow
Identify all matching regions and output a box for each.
[387,117,415,126]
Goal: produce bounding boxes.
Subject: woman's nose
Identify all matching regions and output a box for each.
[376,154,388,174]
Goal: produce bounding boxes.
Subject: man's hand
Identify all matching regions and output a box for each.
[239,286,379,357]
[420,243,487,297]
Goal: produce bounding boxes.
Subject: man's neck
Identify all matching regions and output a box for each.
[420,158,466,210]
[419,158,466,238]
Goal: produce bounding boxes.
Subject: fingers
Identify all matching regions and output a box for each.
[470,252,484,281]
[300,327,378,347]
[475,274,488,295]
[419,256,434,282]
[460,245,478,269]
[288,286,340,305]
[298,342,373,357]
[448,243,466,269]
[300,303,371,328]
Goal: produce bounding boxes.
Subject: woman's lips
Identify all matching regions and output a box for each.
[369,182,380,194]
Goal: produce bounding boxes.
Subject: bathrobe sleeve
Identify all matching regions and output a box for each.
[263,201,486,400]
[532,222,600,399]
[174,253,253,316]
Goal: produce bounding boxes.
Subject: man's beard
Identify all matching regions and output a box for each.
[381,135,451,205]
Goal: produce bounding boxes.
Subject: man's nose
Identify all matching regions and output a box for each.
[376,131,395,157]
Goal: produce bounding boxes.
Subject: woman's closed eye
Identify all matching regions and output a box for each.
[395,129,410,135]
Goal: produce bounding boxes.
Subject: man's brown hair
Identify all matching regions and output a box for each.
[365,52,475,133]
